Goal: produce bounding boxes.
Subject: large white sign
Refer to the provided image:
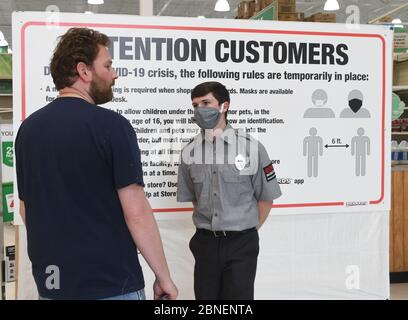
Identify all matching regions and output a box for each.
[12,12,392,215]
[12,12,392,300]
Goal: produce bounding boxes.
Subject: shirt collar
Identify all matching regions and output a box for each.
[193,124,235,147]
[218,124,235,145]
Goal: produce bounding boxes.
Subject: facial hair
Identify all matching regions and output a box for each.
[89,75,114,105]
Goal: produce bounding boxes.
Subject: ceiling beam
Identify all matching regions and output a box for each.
[368,2,408,24]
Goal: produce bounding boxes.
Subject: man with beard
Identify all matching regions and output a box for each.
[15,28,178,300]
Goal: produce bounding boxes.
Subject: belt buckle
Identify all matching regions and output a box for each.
[213,230,226,237]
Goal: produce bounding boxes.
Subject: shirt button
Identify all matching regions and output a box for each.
[213,171,216,174]
[214,193,217,196]
[214,213,218,216]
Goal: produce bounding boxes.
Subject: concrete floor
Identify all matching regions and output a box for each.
[390,283,408,300]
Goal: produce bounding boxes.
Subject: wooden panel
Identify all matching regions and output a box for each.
[404,172,408,270]
[391,171,405,271]
[394,60,408,86]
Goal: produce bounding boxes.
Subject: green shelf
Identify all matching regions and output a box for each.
[0,54,12,80]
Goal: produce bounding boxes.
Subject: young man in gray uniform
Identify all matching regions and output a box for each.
[177,81,282,300]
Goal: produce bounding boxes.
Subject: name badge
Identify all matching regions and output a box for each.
[235,154,246,171]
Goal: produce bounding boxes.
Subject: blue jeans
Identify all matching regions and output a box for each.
[101,289,146,300]
[39,289,146,300]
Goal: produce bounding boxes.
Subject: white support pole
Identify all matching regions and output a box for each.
[140,0,154,16]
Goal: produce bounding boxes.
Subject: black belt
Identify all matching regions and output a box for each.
[196,227,256,237]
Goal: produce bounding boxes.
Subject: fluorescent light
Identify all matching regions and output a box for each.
[88,0,104,5]
[197,16,206,19]
[324,0,339,11]
[214,0,230,12]
[392,18,404,28]
[0,30,8,47]
[84,11,94,14]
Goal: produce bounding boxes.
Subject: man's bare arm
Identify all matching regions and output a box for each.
[118,184,178,300]
[257,201,273,230]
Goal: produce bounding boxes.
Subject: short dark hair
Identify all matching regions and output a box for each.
[191,81,230,104]
[191,81,230,121]
[50,28,110,90]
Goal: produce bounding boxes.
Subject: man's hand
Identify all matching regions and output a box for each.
[257,200,273,230]
[153,277,178,300]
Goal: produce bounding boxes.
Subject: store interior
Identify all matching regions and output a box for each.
[1,0,408,300]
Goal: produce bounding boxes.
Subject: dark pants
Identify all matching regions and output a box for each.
[189,228,259,300]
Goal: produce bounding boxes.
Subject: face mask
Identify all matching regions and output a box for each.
[348,99,362,113]
[193,103,224,129]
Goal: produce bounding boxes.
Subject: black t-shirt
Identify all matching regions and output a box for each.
[15,97,145,299]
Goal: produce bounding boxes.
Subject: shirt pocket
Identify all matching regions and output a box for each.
[190,165,208,200]
[221,166,247,183]
[221,170,241,183]
[221,166,252,199]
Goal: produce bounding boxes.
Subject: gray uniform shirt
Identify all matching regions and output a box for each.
[177,125,282,231]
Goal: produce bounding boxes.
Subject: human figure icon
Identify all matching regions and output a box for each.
[340,90,371,118]
[303,128,323,178]
[303,89,335,118]
[351,128,370,176]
